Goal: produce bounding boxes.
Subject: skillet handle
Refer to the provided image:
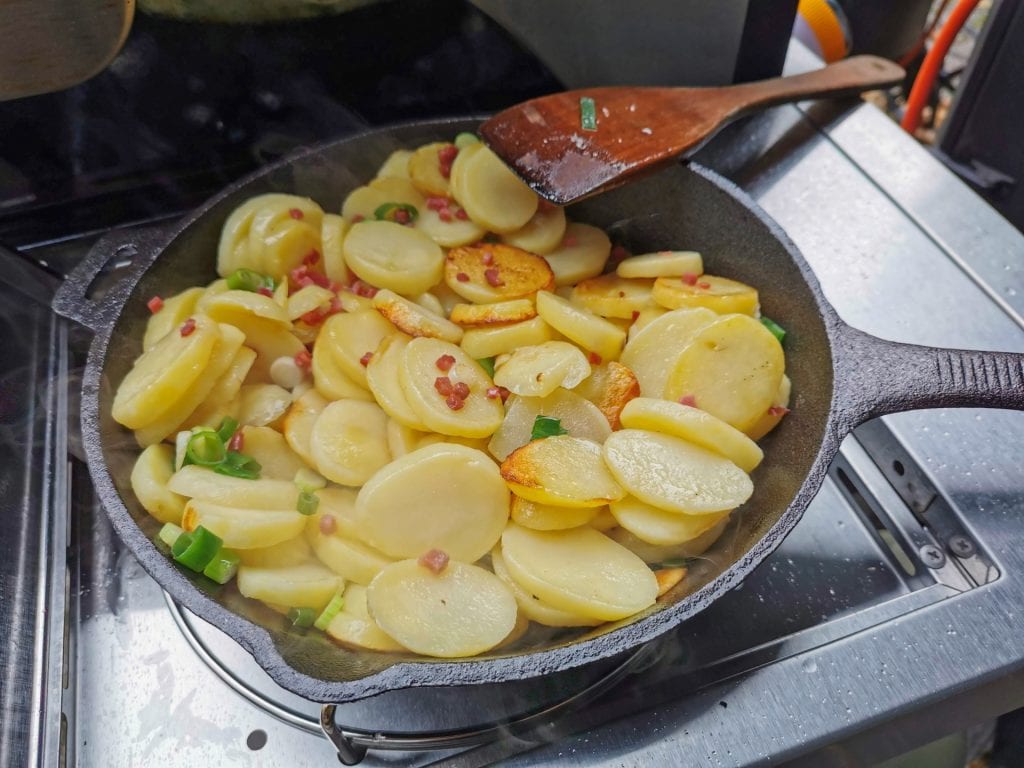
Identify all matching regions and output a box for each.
[833,323,1024,432]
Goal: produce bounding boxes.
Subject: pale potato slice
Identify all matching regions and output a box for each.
[501,435,624,508]
[236,383,292,428]
[318,310,396,388]
[399,338,504,438]
[408,141,453,197]
[603,429,752,514]
[343,220,445,295]
[217,194,317,276]
[430,280,465,316]
[366,335,430,431]
[130,444,186,525]
[444,243,555,304]
[500,523,657,621]
[183,346,256,430]
[609,518,729,562]
[616,250,703,279]
[321,213,352,285]
[341,185,399,223]
[310,400,391,486]
[327,584,406,652]
[535,290,626,362]
[540,222,611,287]
[487,388,611,461]
[283,388,328,467]
[571,361,641,429]
[237,536,314,568]
[367,559,517,657]
[411,291,445,316]
[663,314,784,432]
[609,496,730,546]
[198,288,291,325]
[183,499,306,549]
[491,547,601,627]
[449,142,538,233]
[314,486,361,538]
[628,306,668,341]
[309,526,394,585]
[113,315,220,430]
[238,425,308,480]
[286,285,335,321]
[142,287,205,350]
[460,316,554,359]
[493,341,591,397]
[247,197,323,278]
[501,204,567,254]
[374,149,413,180]
[311,334,374,402]
[168,465,300,509]
[571,274,656,320]
[372,289,463,343]
[449,299,536,328]
[619,397,763,472]
[620,307,717,397]
[510,495,597,530]
[385,418,425,458]
[200,294,305,382]
[589,507,618,532]
[415,203,487,248]
[354,443,509,561]
[237,563,341,611]
[652,274,759,316]
[745,374,792,440]
[337,290,376,314]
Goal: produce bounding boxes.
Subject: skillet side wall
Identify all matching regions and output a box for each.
[88,120,837,702]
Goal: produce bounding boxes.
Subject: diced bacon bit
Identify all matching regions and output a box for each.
[289,207,304,220]
[486,386,511,401]
[294,349,312,370]
[617,291,626,297]
[678,394,698,408]
[393,208,412,225]
[359,352,373,367]
[418,548,450,574]
[300,297,342,326]
[631,310,640,321]
[697,281,711,289]
[349,279,378,298]
[438,209,453,223]
[228,430,245,452]
[147,296,164,314]
[290,264,331,290]
[438,144,459,178]
[681,273,699,286]
[434,376,454,396]
[352,214,365,223]
[426,196,449,211]
[456,272,470,282]
[445,393,465,410]
[608,245,631,266]
[257,286,274,297]
[561,235,578,248]
[455,208,468,220]
[435,354,456,372]
[481,251,494,266]
[453,381,470,400]
[768,405,791,417]
[484,268,504,287]
[588,351,602,365]
[303,249,321,266]
[319,514,337,535]
[180,318,197,336]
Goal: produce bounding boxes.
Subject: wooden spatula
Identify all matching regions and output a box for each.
[479,55,905,205]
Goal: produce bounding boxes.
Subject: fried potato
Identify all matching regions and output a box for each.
[326,583,406,651]
[487,388,611,461]
[286,285,335,321]
[449,142,538,233]
[408,141,453,197]
[343,220,445,295]
[342,180,422,222]
[444,243,555,304]
[309,525,394,586]
[247,197,323,278]
[571,273,656,320]
[237,425,308,480]
[449,298,537,328]
[501,204,567,255]
[366,334,430,431]
[542,222,611,287]
[310,399,391,486]
[609,495,730,546]
[571,361,640,429]
[652,274,759,316]
[321,213,352,285]
[237,563,341,611]
[745,374,792,440]
[217,194,321,277]
[493,340,591,397]
[500,435,624,508]
[459,316,554,359]
[372,289,463,343]
[311,332,374,402]
[619,307,716,397]
[510,495,598,531]
[237,536,314,568]
[374,149,413,180]
[627,306,668,341]
[142,287,205,350]
[130,444,186,525]
[283,388,328,467]
[616,250,703,279]
[318,310,396,388]
[168,465,300,509]
[183,499,307,549]
[491,546,601,627]
[535,290,626,362]
[236,383,292,428]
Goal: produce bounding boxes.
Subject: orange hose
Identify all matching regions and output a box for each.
[901,0,982,134]
[898,0,954,67]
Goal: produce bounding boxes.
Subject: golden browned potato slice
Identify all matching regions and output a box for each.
[663,314,784,432]
[367,558,518,658]
[374,149,413,180]
[310,399,391,486]
[237,536,314,568]
[459,316,554,359]
[542,222,611,287]
[619,307,716,397]
[142,287,205,350]
[652,274,759,316]
[487,388,611,461]
[237,425,308,480]
[237,563,341,611]
[449,142,538,233]
[572,361,641,429]
[500,523,657,621]
[449,298,537,328]
[493,340,591,397]
[501,435,624,508]
[491,546,601,627]
[444,243,555,304]
[571,273,656,320]
[326,583,406,652]
[183,499,306,549]
[168,465,300,509]
[510,495,598,530]
[744,374,792,440]
[535,290,626,362]
[655,567,688,597]
[609,495,730,546]
[603,429,752,514]
[616,250,703,279]
[366,334,430,431]
[343,220,445,295]
[283,388,328,467]
[318,310,397,388]
[372,289,463,343]
[130,444,186,525]
[501,204,567,255]
[408,141,454,197]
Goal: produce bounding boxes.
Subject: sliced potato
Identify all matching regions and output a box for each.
[311,333,374,402]
[619,307,717,397]
[542,222,611,286]
[366,334,430,431]
[367,559,517,657]
[415,201,487,249]
[236,563,341,611]
[286,285,335,321]
[491,546,601,627]
[236,383,292,428]
[198,287,291,326]
[183,346,256,430]
[237,536,314,568]
[238,425,308,480]
[589,507,618,532]
[130,444,186,524]
[501,204,567,254]
[343,220,445,295]
[493,340,591,397]
[652,274,759,316]
[372,289,463,343]
[318,310,396,388]
[310,399,391,486]
[354,443,509,561]
[217,193,318,277]
[142,287,205,351]
[168,465,300,509]
[609,518,729,562]
[341,183,419,223]
[314,486,361,538]
[510,495,597,530]
[449,142,538,233]
[572,361,641,429]
[449,298,536,328]
[487,388,611,461]
[444,243,554,304]
[610,496,730,546]
[283,388,328,467]
[200,294,306,381]
[535,290,626,362]
[616,250,703,279]
[571,273,656,320]
[501,435,623,508]
[385,418,425,458]
[745,374,792,440]
[408,141,454,197]
[500,523,657,621]
[321,213,352,285]
[374,149,413,180]
[619,397,763,472]
[430,280,466,317]
[628,306,668,341]
[247,199,323,278]
[399,337,504,438]
[309,526,394,585]
[603,429,752,514]
[183,499,306,549]
[459,316,554,359]
[662,313,784,432]
[326,584,406,652]
[655,567,688,597]
[411,291,445,317]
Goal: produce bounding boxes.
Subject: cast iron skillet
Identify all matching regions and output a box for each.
[53,117,1024,705]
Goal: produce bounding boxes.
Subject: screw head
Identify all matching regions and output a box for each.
[948,535,976,557]
[919,544,946,568]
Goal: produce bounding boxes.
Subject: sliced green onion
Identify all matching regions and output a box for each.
[297,490,320,516]
[158,522,184,549]
[314,593,345,631]
[373,202,419,224]
[173,525,224,572]
[454,132,480,149]
[227,268,275,293]
[476,357,496,378]
[760,317,786,344]
[579,96,597,131]
[288,607,316,628]
[186,430,226,467]
[216,416,239,445]
[213,451,262,480]
[171,531,194,558]
[294,467,327,492]
[203,550,240,584]
[530,415,569,441]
